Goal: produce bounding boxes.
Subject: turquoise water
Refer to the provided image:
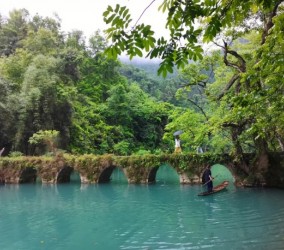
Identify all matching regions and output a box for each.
[0,165,284,250]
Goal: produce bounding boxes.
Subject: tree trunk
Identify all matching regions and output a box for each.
[231,126,250,174]
[254,137,269,171]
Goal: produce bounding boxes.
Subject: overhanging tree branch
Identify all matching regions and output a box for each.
[187,98,209,121]
[261,0,284,44]
[223,40,246,73]
[217,74,239,100]
[133,0,157,28]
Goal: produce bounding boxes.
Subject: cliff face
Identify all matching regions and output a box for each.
[235,152,284,188]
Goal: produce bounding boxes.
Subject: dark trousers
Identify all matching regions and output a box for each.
[207,181,213,192]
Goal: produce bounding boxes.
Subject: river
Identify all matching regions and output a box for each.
[0,165,283,249]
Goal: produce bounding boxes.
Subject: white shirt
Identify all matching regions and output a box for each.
[175,139,180,147]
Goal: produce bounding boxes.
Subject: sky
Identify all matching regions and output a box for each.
[0,0,167,40]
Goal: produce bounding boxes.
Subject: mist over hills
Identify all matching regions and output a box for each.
[119,56,177,78]
[118,56,183,105]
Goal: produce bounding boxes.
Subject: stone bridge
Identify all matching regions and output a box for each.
[0,153,248,185]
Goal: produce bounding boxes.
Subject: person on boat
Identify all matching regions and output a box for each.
[203,165,214,192]
[174,135,182,153]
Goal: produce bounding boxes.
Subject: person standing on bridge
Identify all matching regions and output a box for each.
[174,135,182,153]
[0,147,4,157]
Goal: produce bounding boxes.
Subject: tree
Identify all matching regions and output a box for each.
[13,54,73,154]
[104,1,284,183]
[29,130,59,154]
[103,1,283,76]
[0,9,29,56]
[119,62,182,104]
[0,77,18,152]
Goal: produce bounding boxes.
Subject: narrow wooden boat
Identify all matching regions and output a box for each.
[198,181,229,196]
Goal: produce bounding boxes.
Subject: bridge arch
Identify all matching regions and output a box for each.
[19,167,37,183]
[209,160,244,185]
[70,170,81,183]
[156,164,180,184]
[98,165,115,183]
[57,166,73,183]
[98,165,128,183]
[148,166,159,183]
[147,164,181,184]
[210,163,236,185]
[110,167,128,184]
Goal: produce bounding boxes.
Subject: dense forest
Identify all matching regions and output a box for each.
[0,8,220,157]
[103,0,284,182]
[0,9,184,156]
[0,1,284,184]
